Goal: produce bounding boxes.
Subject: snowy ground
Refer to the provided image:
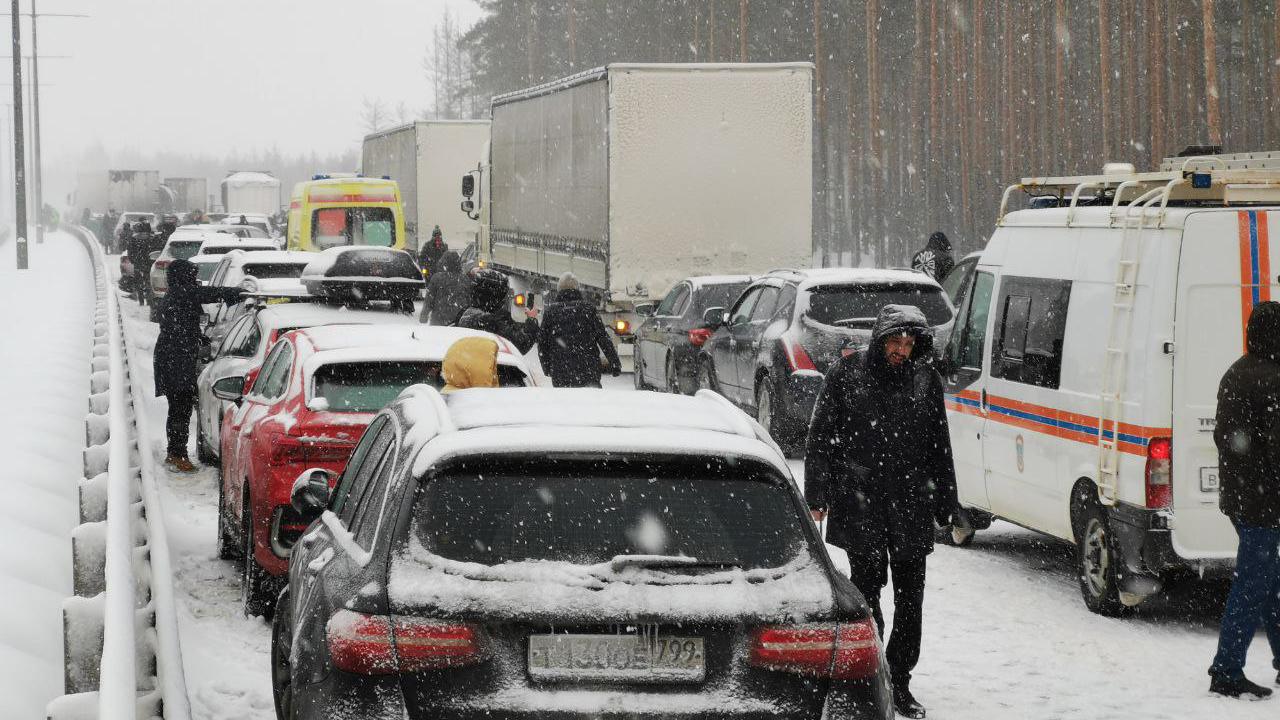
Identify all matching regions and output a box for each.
[0,232,95,719]
[110,295,1278,719]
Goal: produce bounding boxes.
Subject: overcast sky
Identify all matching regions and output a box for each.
[32,0,481,159]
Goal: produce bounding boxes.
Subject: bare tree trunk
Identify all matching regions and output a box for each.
[709,0,716,62]
[1055,0,1068,163]
[814,0,823,124]
[928,0,939,228]
[1202,0,1222,145]
[1098,0,1111,159]
[1148,0,1165,160]
[1002,8,1013,178]
[526,0,536,85]
[866,0,881,263]
[739,0,748,62]
[567,0,577,66]
[1273,0,1280,146]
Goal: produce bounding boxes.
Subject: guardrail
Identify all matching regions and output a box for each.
[48,226,190,720]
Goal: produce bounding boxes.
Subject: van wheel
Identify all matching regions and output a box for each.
[242,495,273,619]
[1073,494,1130,617]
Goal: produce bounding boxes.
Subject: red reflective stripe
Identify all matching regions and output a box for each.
[307,193,397,204]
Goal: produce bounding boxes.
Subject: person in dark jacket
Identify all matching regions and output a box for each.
[1207,301,1280,699]
[153,259,243,472]
[537,272,621,387]
[419,250,471,326]
[418,225,447,276]
[910,231,955,283]
[456,267,540,353]
[116,217,134,257]
[126,222,163,305]
[804,304,956,719]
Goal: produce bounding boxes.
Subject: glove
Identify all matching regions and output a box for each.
[934,504,954,528]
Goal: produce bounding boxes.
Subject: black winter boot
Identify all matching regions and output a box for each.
[893,683,926,719]
[1209,673,1273,699]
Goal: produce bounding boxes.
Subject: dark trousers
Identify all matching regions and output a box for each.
[849,547,927,687]
[165,392,196,458]
[1210,522,1280,678]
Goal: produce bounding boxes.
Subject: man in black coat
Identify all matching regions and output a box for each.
[154,260,243,472]
[418,225,447,276]
[910,231,955,283]
[1207,301,1280,699]
[419,250,471,326]
[456,267,540,354]
[126,222,163,305]
[805,304,956,719]
[537,272,621,387]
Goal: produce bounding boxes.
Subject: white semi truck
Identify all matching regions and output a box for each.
[362,120,490,252]
[461,63,814,360]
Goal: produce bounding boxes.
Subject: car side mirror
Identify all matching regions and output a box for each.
[290,468,335,518]
[212,375,245,404]
[635,302,656,318]
[702,306,726,327]
[461,174,475,199]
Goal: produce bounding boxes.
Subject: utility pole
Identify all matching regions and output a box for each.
[10,0,25,269]
[30,0,40,241]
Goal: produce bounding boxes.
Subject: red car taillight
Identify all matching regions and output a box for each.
[749,619,879,680]
[782,338,817,372]
[270,435,354,465]
[1145,437,1172,509]
[327,609,482,675]
[688,327,713,347]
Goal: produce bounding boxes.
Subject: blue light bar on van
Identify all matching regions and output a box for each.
[1191,172,1212,189]
[312,174,330,181]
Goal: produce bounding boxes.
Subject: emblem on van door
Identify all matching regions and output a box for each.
[1198,417,1216,432]
[1016,435,1025,473]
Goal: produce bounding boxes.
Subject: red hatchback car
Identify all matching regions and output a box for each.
[214,323,535,616]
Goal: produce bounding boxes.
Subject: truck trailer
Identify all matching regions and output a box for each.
[221,171,281,215]
[106,170,160,212]
[463,63,814,358]
[362,120,490,252]
[161,177,209,214]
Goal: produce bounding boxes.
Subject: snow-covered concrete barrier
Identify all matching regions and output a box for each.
[49,226,190,720]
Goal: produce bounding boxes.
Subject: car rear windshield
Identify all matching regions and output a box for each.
[413,464,810,570]
[805,283,953,327]
[168,240,203,260]
[242,262,307,280]
[698,283,750,312]
[313,361,527,411]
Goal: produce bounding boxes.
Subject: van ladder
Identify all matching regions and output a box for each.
[1096,188,1163,504]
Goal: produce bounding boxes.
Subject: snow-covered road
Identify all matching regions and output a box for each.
[112,306,1277,720]
[0,231,96,719]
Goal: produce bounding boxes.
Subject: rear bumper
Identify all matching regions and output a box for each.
[1107,504,1237,597]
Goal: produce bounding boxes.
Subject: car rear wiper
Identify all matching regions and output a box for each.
[608,554,740,571]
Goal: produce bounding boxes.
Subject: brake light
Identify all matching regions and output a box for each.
[327,609,482,675]
[688,327,713,347]
[154,258,172,269]
[783,338,817,372]
[749,619,879,680]
[1145,437,1172,509]
[270,435,353,465]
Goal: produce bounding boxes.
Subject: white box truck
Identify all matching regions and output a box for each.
[462,63,814,358]
[220,171,281,215]
[161,177,208,213]
[362,120,490,252]
[107,169,160,212]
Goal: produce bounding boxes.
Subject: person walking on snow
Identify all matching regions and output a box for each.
[1207,300,1280,699]
[456,267,540,354]
[418,225,447,276]
[419,249,471,326]
[910,231,955,283]
[537,272,620,387]
[804,304,957,719]
[440,337,501,394]
[153,259,243,473]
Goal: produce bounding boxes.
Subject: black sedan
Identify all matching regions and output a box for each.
[634,275,751,394]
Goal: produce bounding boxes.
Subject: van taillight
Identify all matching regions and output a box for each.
[783,338,817,373]
[1145,437,1172,509]
[327,609,482,675]
[749,619,879,680]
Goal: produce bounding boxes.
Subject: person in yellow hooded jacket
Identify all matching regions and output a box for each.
[442,336,500,394]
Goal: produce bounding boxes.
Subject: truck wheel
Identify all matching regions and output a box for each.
[1073,493,1130,617]
[242,495,273,619]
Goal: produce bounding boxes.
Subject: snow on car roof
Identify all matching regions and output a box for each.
[189,254,223,266]
[225,250,311,267]
[254,302,421,332]
[290,326,527,382]
[687,274,753,289]
[198,238,277,254]
[794,267,942,290]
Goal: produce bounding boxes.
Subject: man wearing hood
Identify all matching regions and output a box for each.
[537,272,621,387]
[441,337,500,394]
[805,304,957,719]
[419,249,471,326]
[153,259,244,472]
[456,267,540,354]
[911,231,955,283]
[1207,301,1280,699]
[418,225,448,276]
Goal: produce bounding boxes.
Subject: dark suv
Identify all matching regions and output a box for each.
[273,387,893,720]
[698,269,954,453]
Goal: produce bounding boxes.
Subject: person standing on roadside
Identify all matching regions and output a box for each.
[1207,300,1280,700]
[418,225,447,276]
[153,259,244,473]
[911,231,955,283]
[804,304,956,720]
[126,221,160,305]
[538,272,620,387]
[419,249,470,326]
[456,267,540,353]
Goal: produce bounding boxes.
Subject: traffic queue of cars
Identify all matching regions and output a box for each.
[161,242,898,719]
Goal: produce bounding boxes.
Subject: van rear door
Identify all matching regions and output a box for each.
[1172,210,1279,559]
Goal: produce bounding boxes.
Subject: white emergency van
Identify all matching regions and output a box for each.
[941,150,1280,615]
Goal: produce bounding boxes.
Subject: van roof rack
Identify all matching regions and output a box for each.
[997,149,1280,226]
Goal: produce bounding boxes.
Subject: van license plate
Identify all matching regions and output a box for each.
[1200,467,1220,493]
[528,634,705,683]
